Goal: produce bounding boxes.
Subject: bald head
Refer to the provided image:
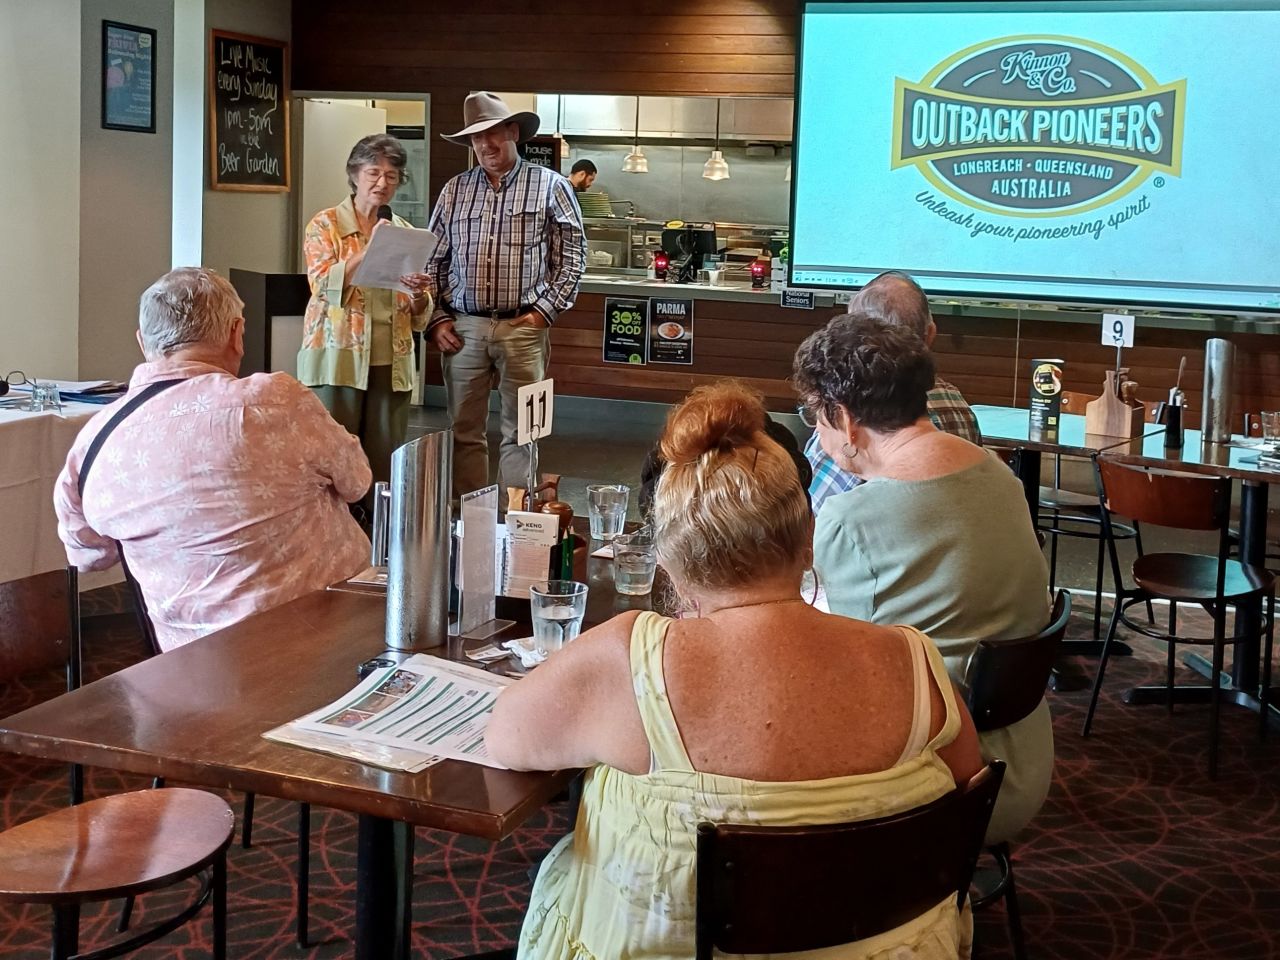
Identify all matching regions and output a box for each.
[848,270,936,346]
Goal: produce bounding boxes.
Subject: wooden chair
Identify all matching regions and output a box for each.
[1039,390,1148,636]
[694,762,1005,959]
[0,788,233,960]
[963,590,1072,960]
[1083,458,1276,778]
[0,567,84,804]
[121,567,313,948]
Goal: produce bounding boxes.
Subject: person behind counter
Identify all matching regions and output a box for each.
[297,133,433,505]
[487,380,984,959]
[566,158,597,192]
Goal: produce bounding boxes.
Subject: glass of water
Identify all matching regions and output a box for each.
[529,580,589,656]
[1263,411,1280,450]
[613,527,657,596]
[587,484,629,541]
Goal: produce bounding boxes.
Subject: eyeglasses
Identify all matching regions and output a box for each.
[360,168,402,186]
[797,402,820,429]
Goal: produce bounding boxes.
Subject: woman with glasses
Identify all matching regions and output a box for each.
[793,313,1052,846]
[298,134,432,501]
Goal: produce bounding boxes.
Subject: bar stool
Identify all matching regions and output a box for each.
[0,788,233,959]
[1082,458,1276,778]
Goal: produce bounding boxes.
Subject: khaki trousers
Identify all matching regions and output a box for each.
[442,314,549,499]
[312,365,410,493]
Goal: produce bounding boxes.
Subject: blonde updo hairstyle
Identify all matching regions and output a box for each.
[653,381,812,593]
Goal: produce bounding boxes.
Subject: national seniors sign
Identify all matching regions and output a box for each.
[893,36,1184,232]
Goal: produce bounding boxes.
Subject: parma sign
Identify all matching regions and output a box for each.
[892,36,1185,218]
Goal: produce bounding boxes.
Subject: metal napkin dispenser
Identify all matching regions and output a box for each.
[385,430,452,651]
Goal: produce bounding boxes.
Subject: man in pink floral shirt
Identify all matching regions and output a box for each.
[55,267,372,651]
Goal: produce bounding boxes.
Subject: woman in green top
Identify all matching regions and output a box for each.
[795,313,1052,844]
[299,134,433,500]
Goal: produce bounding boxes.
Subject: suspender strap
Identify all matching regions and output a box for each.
[76,379,185,499]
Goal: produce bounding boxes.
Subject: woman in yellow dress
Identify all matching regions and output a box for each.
[487,381,987,960]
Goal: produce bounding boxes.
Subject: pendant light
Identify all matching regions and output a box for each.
[702,98,730,181]
[622,96,649,173]
[557,96,571,158]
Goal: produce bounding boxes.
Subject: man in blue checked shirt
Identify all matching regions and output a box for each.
[427,92,586,498]
[800,271,982,514]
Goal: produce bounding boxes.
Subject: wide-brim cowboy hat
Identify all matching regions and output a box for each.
[442,91,541,146]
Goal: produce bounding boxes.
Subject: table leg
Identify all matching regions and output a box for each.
[1232,480,1268,691]
[1016,448,1040,520]
[356,814,410,960]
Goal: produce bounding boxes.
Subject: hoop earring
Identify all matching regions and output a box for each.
[805,567,822,607]
[841,442,859,462]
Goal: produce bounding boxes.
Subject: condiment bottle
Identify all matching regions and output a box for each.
[539,500,575,579]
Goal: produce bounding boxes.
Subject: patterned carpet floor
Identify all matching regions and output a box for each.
[2,591,1279,959]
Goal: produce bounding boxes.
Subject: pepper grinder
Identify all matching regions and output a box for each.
[1165,387,1185,450]
[1165,356,1186,450]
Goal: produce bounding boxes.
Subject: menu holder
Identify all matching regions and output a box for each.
[1085,370,1146,439]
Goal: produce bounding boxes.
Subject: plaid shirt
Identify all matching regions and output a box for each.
[426,158,586,327]
[805,377,982,513]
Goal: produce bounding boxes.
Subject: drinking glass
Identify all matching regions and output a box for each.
[529,580,589,655]
[25,381,61,413]
[1262,411,1280,450]
[587,484,629,541]
[613,527,657,596]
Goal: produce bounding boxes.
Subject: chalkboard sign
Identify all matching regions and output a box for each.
[519,136,561,173]
[209,30,290,192]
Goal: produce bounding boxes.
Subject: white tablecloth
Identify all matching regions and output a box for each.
[0,401,119,587]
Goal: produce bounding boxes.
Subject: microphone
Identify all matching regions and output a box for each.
[376,205,393,223]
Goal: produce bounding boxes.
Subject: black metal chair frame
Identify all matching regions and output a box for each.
[963,589,1072,960]
[1037,454,1148,638]
[694,762,1005,959]
[119,564,313,947]
[1082,457,1276,778]
[48,853,227,960]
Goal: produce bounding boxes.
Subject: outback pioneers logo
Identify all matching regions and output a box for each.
[892,36,1185,217]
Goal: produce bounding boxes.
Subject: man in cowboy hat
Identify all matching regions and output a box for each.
[426,91,586,499]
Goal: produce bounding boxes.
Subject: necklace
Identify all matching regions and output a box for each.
[702,597,807,616]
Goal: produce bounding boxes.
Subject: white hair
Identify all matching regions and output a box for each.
[138,268,243,357]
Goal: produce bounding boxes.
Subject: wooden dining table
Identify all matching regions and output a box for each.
[973,402,1279,723]
[0,547,657,959]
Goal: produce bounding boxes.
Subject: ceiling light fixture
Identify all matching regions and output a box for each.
[622,96,648,173]
[702,98,730,181]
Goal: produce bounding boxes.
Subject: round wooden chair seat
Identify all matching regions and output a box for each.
[0,788,234,905]
[1133,553,1277,603]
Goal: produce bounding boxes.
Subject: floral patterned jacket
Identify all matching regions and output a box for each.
[298,196,430,392]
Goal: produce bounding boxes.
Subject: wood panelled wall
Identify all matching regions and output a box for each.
[291,0,797,201]
[420,296,1280,422]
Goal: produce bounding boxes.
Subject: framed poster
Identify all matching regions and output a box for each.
[209,30,290,192]
[102,21,156,133]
